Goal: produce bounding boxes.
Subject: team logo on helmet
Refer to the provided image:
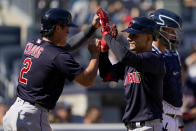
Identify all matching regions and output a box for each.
[157,14,181,28]
[128,23,132,28]
[128,19,134,28]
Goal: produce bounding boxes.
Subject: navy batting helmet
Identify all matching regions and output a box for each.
[149,9,183,50]
[122,17,159,40]
[40,8,77,36]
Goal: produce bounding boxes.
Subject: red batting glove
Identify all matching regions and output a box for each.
[110,24,118,38]
[101,31,109,52]
[100,24,118,52]
[100,38,109,52]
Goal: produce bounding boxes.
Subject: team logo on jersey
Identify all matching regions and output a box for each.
[124,72,141,86]
[173,71,179,76]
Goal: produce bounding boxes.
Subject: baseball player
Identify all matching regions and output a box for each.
[3,8,100,131]
[99,17,165,131]
[150,9,184,131]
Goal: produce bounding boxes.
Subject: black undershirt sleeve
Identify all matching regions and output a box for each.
[104,34,140,69]
[105,34,129,62]
[65,25,97,52]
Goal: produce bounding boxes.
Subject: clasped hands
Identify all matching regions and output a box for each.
[96,7,118,52]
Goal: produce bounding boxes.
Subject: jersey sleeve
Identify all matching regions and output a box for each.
[105,34,165,74]
[99,52,125,82]
[53,53,84,81]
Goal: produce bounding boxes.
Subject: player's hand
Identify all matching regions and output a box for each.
[101,24,118,38]
[100,24,118,52]
[110,24,118,38]
[92,14,101,29]
[88,39,101,58]
[183,112,192,120]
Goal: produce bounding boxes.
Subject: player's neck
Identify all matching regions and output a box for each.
[136,46,152,54]
[42,37,66,46]
[154,40,166,53]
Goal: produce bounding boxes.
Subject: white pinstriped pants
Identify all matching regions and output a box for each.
[3,97,52,131]
[162,113,179,131]
[162,100,182,131]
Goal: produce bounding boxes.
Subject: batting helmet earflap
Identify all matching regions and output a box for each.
[40,8,77,37]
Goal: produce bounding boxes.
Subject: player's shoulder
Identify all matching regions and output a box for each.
[140,51,164,64]
[47,45,71,61]
[30,37,71,58]
[37,39,69,54]
[26,36,40,45]
[141,51,162,59]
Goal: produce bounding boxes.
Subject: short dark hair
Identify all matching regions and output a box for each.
[41,24,65,38]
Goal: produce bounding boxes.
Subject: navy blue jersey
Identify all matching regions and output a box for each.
[152,45,183,107]
[99,35,165,122]
[17,38,83,109]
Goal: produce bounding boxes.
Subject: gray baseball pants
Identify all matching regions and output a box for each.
[3,97,52,131]
[127,119,162,131]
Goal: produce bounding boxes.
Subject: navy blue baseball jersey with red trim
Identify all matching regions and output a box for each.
[99,34,165,122]
[17,38,84,109]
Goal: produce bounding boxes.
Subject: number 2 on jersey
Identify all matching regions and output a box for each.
[19,58,32,84]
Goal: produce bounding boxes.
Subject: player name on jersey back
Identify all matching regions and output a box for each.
[24,42,44,58]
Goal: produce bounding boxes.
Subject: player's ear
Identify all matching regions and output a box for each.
[148,34,153,42]
[146,34,153,44]
[55,25,61,32]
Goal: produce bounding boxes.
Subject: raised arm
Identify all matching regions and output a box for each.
[99,51,125,82]
[105,34,165,74]
[74,39,100,87]
[65,15,100,52]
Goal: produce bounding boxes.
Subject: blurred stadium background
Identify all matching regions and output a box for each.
[0,0,196,131]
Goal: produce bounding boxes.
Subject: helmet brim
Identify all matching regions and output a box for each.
[65,23,78,28]
[122,28,146,34]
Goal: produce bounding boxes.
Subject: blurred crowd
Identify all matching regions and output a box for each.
[0,0,196,130]
[49,102,102,124]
